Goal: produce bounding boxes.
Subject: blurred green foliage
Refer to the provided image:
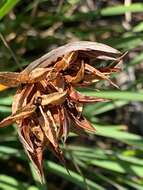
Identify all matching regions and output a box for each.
[0,0,143,190]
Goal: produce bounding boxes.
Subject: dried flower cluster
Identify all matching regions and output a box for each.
[0,41,124,180]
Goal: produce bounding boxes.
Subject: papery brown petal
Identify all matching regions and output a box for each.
[75,103,83,114]
[0,72,23,87]
[31,125,45,143]
[70,122,87,136]
[109,51,128,68]
[0,104,36,128]
[46,69,57,81]
[48,142,65,165]
[69,113,88,136]
[55,52,78,72]
[69,86,106,103]
[17,124,45,181]
[54,58,67,72]
[43,111,67,167]
[28,68,51,83]
[63,51,78,65]
[82,50,120,61]
[65,61,84,84]
[75,74,99,87]
[34,146,44,181]
[51,145,70,176]
[69,112,96,133]
[60,106,70,142]
[47,139,68,172]
[99,67,121,73]
[26,146,44,182]
[40,91,67,106]
[12,84,35,113]
[38,80,50,92]
[50,107,63,139]
[84,74,99,82]
[0,68,54,86]
[50,73,65,91]
[18,120,34,153]
[50,107,60,127]
[12,87,24,114]
[85,64,119,88]
[23,41,121,73]
[39,106,58,148]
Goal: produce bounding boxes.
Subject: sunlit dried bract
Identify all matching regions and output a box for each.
[0,41,124,182]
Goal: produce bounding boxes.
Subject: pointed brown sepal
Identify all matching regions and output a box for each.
[85,64,119,88]
[59,106,70,143]
[0,72,24,87]
[27,68,51,83]
[39,106,59,149]
[55,51,78,72]
[69,111,96,133]
[39,91,67,106]
[65,61,84,84]
[69,86,107,103]
[17,121,45,182]
[109,51,128,68]
[18,120,34,153]
[99,67,121,73]
[50,73,65,91]
[27,146,45,182]
[0,104,36,128]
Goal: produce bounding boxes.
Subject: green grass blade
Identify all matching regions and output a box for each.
[46,161,105,190]
[94,125,143,148]
[0,175,38,190]
[0,0,20,20]
[85,158,143,177]
[84,100,128,116]
[0,175,25,190]
[30,163,47,190]
[28,187,39,190]
[69,145,143,166]
[0,105,11,112]
[129,52,143,66]
[101,3,143,16]
[0,96,13,105]
[123,180,143,190]
[133,22,143,32]
[80,90,143,102]
[70,147,143,177]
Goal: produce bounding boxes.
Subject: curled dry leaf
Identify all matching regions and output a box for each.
[0,41,125,182]
[0,104,36,128]
[39,91,67,106]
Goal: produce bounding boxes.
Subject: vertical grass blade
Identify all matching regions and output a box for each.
[0,0,20,20]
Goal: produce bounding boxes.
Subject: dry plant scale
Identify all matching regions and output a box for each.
[0,41,125,182]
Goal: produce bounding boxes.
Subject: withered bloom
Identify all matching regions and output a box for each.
[0,41,124,181]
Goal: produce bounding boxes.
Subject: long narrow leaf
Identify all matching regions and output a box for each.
[46,161,105,190]
[101,3,143,16]
[80,90,143,102]
[84,100,128,116]
[0,0,20,20]
[94,125,143,148]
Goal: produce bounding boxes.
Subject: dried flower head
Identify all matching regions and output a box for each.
[0,41,124,181]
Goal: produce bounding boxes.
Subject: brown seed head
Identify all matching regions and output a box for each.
[0,41,125,181]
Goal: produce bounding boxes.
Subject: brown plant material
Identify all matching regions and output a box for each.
[0,41,125,182]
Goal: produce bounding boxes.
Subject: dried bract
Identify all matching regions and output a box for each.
[0,41,125,181]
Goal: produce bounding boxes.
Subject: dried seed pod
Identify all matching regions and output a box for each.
[0,41,125,182]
